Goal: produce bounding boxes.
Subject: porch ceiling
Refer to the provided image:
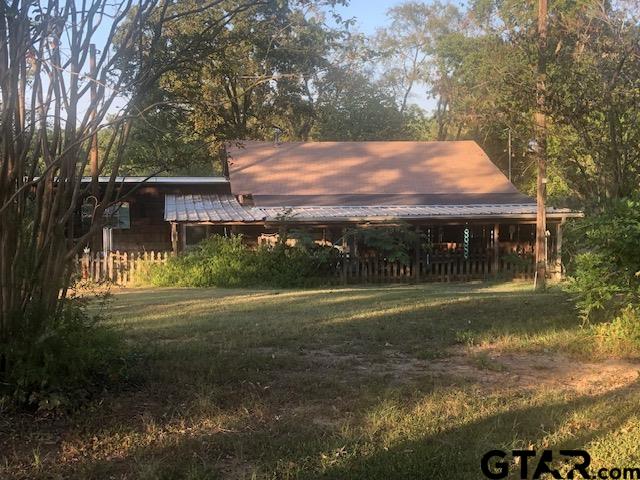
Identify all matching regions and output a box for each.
[164,194,581,224]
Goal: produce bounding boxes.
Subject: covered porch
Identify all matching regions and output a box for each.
[164,194,579,282]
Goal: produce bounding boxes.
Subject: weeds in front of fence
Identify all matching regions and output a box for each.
[145,235,339,288]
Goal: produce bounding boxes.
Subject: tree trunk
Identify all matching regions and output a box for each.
[535,0,548,289]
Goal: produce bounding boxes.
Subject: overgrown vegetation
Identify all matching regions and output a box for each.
[147,226,433,288]
[588,306,640,358]
[0,0,265,410]
[566,199,640,319]
[147,235,339,288]
[0,298,123,412]
[346,223,427,264]
[564,198,640,356]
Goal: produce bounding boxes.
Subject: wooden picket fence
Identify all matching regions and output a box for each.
[76,250,534,286]
[75,251,170,285]
[339,252,534,284]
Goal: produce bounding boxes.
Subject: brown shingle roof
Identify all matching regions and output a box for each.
[226,141,520,199]
[250,193,534,207]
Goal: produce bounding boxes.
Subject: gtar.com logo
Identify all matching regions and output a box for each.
[481,449,640,479]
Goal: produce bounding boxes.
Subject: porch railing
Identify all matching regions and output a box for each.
[339,252,534,284]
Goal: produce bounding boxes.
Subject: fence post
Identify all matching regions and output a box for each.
[122,252,128,284]
[554,219,565,280]
[81,251,90,280]
[414,229,421,282]
[92,252,98,282]
[105,252,111,282]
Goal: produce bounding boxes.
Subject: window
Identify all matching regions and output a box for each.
[104,202,130,229]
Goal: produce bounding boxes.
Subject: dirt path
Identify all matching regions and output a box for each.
[300,346,640,395]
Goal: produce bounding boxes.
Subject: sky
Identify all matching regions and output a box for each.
[334,0,399,34]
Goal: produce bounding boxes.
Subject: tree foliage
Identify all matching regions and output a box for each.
[311,70,409,140]
[566,198,640,319]
[374,1,463,120]
[126,1,425,171]
[380,0,640,205]
[546,4,640,202]
[0,0,262,406]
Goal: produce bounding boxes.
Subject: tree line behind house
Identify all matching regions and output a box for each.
[118,0,640,208]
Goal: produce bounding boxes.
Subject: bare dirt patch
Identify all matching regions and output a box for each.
[461,345,640,395]
[297,346,640,395]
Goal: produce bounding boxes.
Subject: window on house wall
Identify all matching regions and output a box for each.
[104,202,131,229]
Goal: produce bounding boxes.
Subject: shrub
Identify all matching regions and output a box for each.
[148,235,256,287]
[347,223,425,263]
[565,198,640,319]
[147,235,340,288]
[0,296,125,411]
[589,306,640,359]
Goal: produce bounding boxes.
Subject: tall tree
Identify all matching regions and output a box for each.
[546,2,640,203]
[311,70,409,140]
[373,1,462,117]
[140,0,346,149]
[0,0,261,383]
[388,0,640,205]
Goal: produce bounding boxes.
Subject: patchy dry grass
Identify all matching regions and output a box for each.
[2,282,640,479]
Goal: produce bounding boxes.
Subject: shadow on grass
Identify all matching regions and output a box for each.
[310,381,640,480]
[114,285,578,360]
[4,283,600,479]
[47,378,640,479]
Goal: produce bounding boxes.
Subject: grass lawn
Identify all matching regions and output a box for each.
[2,282,640,479]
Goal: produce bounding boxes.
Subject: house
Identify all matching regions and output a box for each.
[79,176,231,252]
[85,140,580,279]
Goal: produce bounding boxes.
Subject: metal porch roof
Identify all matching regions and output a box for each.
[258,204,579,222]
[164,194,580,223]
[165,194,264,222]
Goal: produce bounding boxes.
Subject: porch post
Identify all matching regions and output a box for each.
[555,218,565,280]
[180,224,187,251]
[171,222,179,255]
[341,227,347,285]
[414,227,421,282]
[492,223,500,275]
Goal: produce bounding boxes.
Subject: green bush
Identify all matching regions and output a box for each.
[346,223,426,263]
[147,235,340,288]
[566,198,640,319]
[588,306,640,359]
[0,297,125,411]
[148,235,254,287]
